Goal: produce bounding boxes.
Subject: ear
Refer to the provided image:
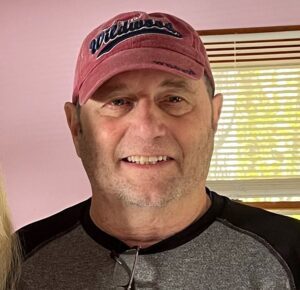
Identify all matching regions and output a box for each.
[211,93,223,133]
[64,102,82,157]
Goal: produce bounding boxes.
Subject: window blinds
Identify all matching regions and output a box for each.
[203,31,300,200]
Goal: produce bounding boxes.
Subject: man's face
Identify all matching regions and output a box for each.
[67,69,222,207]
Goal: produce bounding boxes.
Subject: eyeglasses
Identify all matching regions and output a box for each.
[110,246,141,289]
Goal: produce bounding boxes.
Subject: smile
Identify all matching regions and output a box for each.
[123,155,172,165]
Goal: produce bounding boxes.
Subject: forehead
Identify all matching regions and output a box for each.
[93,69,204,95]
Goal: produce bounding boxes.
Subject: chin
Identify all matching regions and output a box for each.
[116,186,182,208]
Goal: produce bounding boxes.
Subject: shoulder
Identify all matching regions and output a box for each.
[218,193,300,240]
[17,198,91,258]
[212,191,300,288]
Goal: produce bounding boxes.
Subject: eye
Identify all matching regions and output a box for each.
[159,95,193,116]
[110,98,132,107]
[99,97,134,117]
[168,96,183,103]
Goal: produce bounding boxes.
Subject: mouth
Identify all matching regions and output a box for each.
[122,155,173,165]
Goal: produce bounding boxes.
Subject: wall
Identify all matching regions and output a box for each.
[1,0,299,229]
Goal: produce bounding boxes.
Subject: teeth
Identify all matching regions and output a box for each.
[125,155,169,164]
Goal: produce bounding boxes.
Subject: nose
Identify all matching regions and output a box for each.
[127,100,167,140]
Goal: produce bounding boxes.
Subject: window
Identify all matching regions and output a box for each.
[202,29,300,213]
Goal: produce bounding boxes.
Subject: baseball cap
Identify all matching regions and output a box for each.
[72,11,214,105]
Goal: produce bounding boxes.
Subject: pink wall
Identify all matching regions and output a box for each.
[1,0,299,230]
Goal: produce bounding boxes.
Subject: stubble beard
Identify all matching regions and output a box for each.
[78,129,214,208]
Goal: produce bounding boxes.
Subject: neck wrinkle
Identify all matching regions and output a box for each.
[89,187,211,248]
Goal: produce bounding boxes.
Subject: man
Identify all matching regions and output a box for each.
[18,11,300,289]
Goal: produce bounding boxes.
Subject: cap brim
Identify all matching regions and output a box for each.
[77,47,205,105]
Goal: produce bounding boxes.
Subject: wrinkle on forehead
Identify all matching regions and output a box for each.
[91,69,201,99]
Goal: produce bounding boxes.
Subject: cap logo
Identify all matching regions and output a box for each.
[89,18,182,59]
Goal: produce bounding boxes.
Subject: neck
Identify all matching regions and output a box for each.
[90,188,211,248]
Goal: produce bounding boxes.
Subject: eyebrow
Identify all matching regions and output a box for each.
[159,79,196,93]
[91,83,127,100]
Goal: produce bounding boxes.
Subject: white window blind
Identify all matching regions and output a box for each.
[203,31,300,200]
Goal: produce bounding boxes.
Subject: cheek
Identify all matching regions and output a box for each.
[170,113,212,156]
[85,117,126,155]
[98,119,122,141]
[174,108,212,137]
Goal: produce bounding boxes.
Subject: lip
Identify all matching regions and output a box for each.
[120,158,175,169]
[121,154,174,158]
[121,154,174,163]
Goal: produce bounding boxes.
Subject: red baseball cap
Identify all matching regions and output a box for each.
[72,11,214,105]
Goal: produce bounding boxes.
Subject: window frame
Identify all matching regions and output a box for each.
[198,26,300,215]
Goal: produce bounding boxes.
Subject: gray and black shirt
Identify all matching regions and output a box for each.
[18,190,300,289]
